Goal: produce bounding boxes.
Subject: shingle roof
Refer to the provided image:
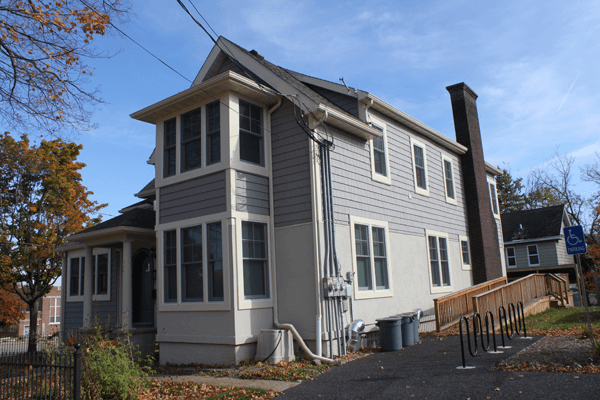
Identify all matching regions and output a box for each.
[75,208,155,235]
[501,205,566,242]
[135,178,155,198]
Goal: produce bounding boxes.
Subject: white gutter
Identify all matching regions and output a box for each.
[266,98,340,365]
[504,235,563,245]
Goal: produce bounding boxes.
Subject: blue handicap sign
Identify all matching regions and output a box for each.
[564,225,587,255]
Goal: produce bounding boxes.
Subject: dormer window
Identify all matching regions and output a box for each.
[181,108,202,172]
[239,99,264,165]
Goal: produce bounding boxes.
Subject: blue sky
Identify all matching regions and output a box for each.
[67,0,600,219]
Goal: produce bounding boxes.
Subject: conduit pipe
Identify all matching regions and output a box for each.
[266,98,340,365]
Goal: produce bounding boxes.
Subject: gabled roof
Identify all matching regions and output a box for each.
[135,179,155,199]
[502,205,568,243]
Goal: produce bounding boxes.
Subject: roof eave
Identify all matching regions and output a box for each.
[360,94,468,155]
[130,71,279,124]
[504,235,563,245]
[68,226,155,242]
[316,104,382,140]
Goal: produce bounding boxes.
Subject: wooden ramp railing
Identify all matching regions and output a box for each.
[433,277,507,333]
[434,273,570,332]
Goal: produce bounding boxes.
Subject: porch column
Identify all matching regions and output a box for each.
[83,246,93,328]
[122,240,133,329]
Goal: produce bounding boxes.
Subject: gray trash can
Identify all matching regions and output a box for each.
[399,313,415,347]
[413,310,422,343]
[376,317,402,351]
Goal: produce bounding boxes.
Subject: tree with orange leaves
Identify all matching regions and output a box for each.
[0,283,25,327]
[0,1,130,136]
[0,132,105,351]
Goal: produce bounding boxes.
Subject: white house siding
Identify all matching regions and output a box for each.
[271,101,313,228]
[159,172,227,224]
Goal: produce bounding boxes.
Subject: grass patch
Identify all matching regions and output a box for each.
[525,306,600,335]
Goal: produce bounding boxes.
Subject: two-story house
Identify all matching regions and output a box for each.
[58,37,505,365]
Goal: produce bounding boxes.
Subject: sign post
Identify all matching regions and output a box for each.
[563,226,596,358]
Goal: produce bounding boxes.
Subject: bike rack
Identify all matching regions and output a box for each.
[498,305,513,349]
[485,311,503,354]
[516,301,531,340]
[457,315,476,369]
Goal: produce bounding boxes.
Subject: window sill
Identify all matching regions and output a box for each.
[238,298,273,310]
[461,264,472,271]
[430,286,453,295]
[159,302,231,312]
[371,171,392,185]
[354,289,393,300]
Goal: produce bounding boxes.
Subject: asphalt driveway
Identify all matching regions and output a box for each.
[281,334,600,399]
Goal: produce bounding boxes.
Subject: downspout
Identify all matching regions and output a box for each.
[309,138,324,357]
[267,98,340,365]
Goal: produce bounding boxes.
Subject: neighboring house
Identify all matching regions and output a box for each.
[502,205,574,270]
[0,286,61,338]
[57,37,505,365]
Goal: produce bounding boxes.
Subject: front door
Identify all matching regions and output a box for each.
[132,250,154,327]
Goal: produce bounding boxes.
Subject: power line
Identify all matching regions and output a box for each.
[187,0,219,39]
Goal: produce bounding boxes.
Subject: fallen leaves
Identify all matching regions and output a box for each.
[138,380,278,400]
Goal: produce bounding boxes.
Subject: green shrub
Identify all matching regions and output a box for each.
[80,324,154,399]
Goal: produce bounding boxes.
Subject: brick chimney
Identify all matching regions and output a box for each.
[446,83,503,284]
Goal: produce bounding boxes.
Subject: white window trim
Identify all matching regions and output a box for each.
[235,213,273,310]
[487,176,500,217]
[349,215,393,300]
[66,251,85,302]
[506,247,517,268]
[425,230,453,294]
[459,235,471,271]
[368,115,391,185]
[441,155,457,205]
[92,248,111,302]
[158,215,231,312]
[410,137,430,196]
[527,244,540,267]
[49,298,60,325]
[158,98,226,187]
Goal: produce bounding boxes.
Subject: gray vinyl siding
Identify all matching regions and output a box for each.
[236,171,269,215]
[305,84,359,118]
[64,250,119,330]
[271,100,313,228]
[326,111,468,238]
[159,172,227,224]
[556,238,575,265]
[202,56,244,82]
[64,301,83,331]
[510,241,561,268]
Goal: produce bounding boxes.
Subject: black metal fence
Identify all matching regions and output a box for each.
[0,336,60,354]
[0,344,81,400]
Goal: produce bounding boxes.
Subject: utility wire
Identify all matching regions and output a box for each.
[187,0,219,39]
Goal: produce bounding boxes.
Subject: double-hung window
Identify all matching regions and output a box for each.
[411,138,429,196]
[88,250,111,300]
[206,101,221,165]
[369,117,391,184]
[239,100,264,165]
[163,118,176,177]
[350,216,392,299]
[527,245,540,266]
[181,225,203,302]
[506,247,517,268]
[488,178,499,216]
[459,236,471,270]
[164,230,177,303]
[181,108,202,172]
[69,257,85,298]
[162,223,225,305]
[427,231,451,292]
[49,298,60,324]
[242,221,269,299]
[442,156,457,204]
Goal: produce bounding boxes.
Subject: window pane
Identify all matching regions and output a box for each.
[356,257,371,289]
[240,132,261,164]
[182,139,202,171]
[444,160,455,199]
[97,253,108,295]
[374,258,388,289]
[414,145,427,189]
[164,118,176,177]
[70,258,79,296]
[182,226,202,302]
[461,240,470,265]
[243,260,267,297]
[490,183,499,214]
[374,149,386,175]
[428,236,440,286]
[372,227,388,289]
[164,230,177,302]
[242,222,269,298]
[183,263,203,301]
[208,222,223,302]
[80,257,85,296]
[439,238,450,286]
